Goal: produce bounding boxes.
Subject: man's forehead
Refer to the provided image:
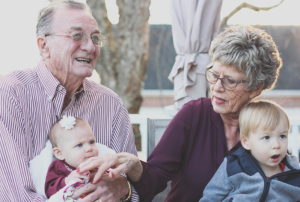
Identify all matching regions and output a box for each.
[52,7,98,32]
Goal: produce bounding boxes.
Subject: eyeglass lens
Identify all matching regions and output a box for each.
[72,32,105,47]
[206,71,237,90]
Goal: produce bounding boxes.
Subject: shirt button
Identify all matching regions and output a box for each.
[48,96,52,101]
[58,86,63,91]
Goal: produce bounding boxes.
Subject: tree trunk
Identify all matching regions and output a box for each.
[87,0,151,114]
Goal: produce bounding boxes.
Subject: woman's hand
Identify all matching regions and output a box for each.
[71,176,128,202]
[77,152,143,183]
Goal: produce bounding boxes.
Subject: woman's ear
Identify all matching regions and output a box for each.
[241,136,251,150]
[37,36,50,58]
[249,85,264,99]
[53,147,64,161]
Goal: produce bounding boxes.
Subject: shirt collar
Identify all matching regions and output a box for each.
[63,160,77,171]
[36,59,60,100]
[36,59,87,100]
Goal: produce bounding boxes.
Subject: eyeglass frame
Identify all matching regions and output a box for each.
[45,32,106,47]
[205,67,247,91]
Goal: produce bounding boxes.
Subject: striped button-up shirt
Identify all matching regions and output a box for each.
[0,59,139,201]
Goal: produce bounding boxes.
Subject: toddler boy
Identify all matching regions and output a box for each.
[200,101,300,201]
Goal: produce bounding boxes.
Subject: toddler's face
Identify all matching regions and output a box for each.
[242,115,289,175]
[58,123,99,168]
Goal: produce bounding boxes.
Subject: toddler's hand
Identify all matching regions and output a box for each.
[65,170,89,185]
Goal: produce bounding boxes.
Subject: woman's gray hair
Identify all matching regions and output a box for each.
[209,25,282,92]
[36,0,92,37]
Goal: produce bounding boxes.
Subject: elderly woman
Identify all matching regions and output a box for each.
[76,26,282,202]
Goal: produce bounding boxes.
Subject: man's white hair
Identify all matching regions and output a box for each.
[36,0,92,37]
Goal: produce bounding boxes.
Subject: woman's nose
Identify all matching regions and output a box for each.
[213,79,224,91]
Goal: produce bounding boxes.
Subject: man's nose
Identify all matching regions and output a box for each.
[81,36,96,52]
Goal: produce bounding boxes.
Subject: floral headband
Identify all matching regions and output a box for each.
[59,115,76,130]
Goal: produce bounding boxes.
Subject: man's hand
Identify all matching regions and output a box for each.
[65,170,89,185]
[71,176,128,202]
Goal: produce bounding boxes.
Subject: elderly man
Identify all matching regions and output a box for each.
[0,1,138,202]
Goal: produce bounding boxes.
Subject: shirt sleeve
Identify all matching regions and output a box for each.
[111,101,139,201]
[199,158,232,202]
[44,161,68,199]
[0,87,48,201]
[111,102,137,156]
[130,102,194,201]
[0,121,46,201]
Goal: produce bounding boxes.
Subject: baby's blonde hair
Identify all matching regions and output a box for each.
[239,100,290,139]
[49,117,86,147]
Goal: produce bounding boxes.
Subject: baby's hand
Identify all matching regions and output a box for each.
[65,170,89,185]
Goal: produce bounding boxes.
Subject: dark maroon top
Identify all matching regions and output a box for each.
[131,98,241,202]
[45,160,76,198]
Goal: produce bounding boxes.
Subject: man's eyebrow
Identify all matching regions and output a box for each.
[92,29,101,34]
[70,26,83,31]
[69,27,101,34]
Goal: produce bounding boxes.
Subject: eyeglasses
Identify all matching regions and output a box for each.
[205,68,246,91]
[45,32,106,47]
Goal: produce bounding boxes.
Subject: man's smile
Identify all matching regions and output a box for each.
[75,57,91,63]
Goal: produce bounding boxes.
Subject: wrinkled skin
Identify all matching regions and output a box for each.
[210,61,262,118]
[209,61,263,150]
[78,153,143,183]
[71,175,128,202]
[37,7,100,106]
[75,153,143,201]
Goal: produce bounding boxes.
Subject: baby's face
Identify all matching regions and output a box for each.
[242,116,289,175]
[58,123,99,168]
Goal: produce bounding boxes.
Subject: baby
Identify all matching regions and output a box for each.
[200,101,300,201]
[45,116,99,199]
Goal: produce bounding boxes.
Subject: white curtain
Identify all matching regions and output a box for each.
[169,0,222,109]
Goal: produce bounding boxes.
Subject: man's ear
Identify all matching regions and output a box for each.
[249,85,264,99]
[53,147,64,160]
[37,36,50,58]
[241,136,251,150]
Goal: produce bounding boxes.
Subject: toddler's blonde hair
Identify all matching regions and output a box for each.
[239,100,290,139]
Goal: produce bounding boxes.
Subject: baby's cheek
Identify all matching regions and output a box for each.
[95,148,99,156]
